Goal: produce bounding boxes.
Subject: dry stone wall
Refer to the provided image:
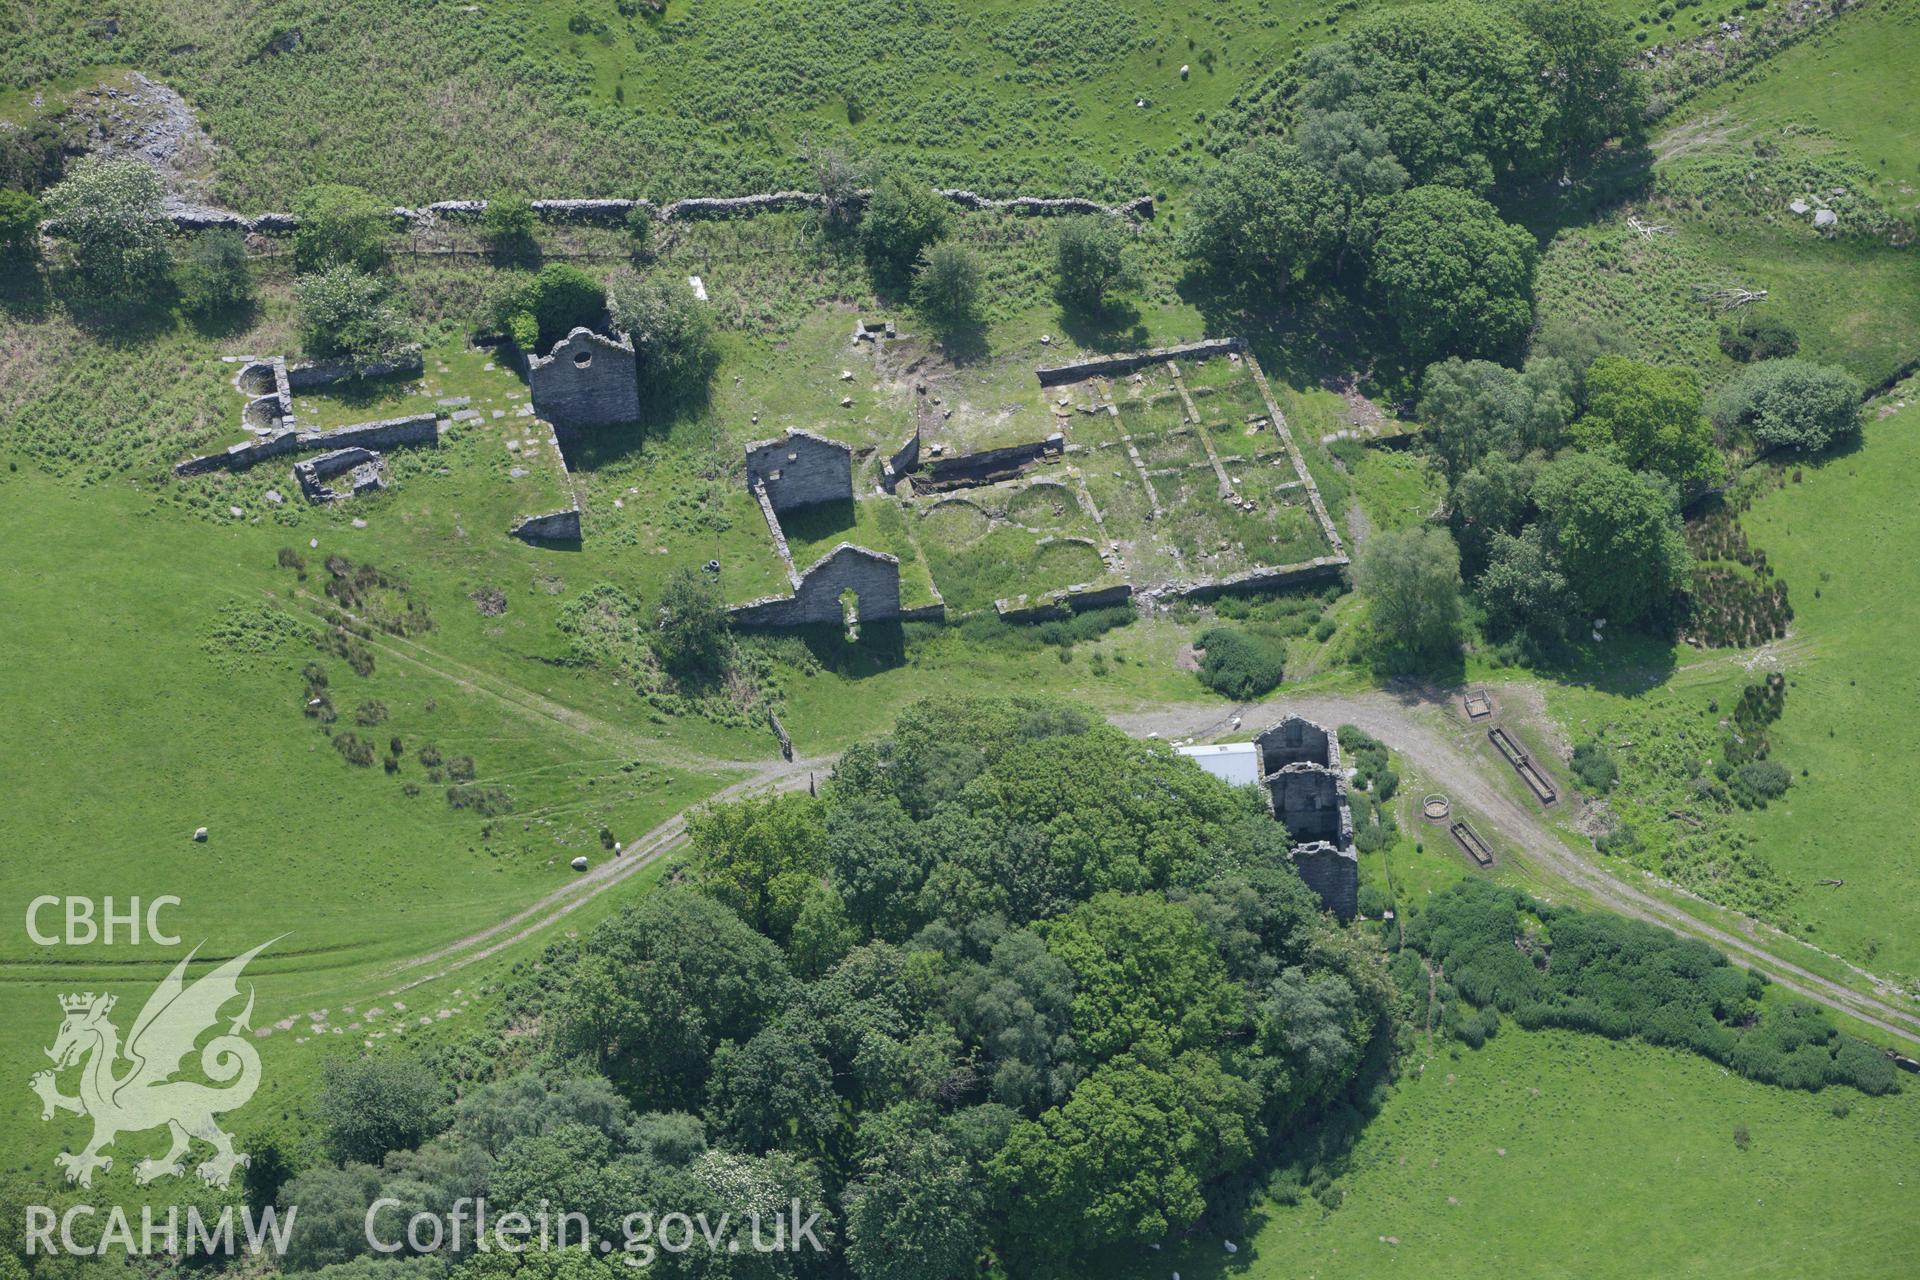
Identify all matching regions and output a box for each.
[161,189,1153,234]
[527,328,640,429]
[286,350,423,390]
[915,435,1064,490]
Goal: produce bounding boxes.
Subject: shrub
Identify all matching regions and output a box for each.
[1033,606,1134,648]
[1718,316,1798,363]
[446,784,514,816]
[1735,759,1790,800]
[319,1055,444,1163]
[447,754,478,782]
[651,566,729,676]
[911,240,984,331]
[1194,626,1287,699]
[1710,359,1862,453]
[1570,741,1618,794]
[354,700,390,727]
[174,230,253,316]
[522,263,606,347]
[1053,215,1132,309]
[295,266,414,366]
[40,155,171,298]
[292,182,390,272]
[481,192,535,245]
[333,733,376,766]
[860,172,950,285]
[606,269,720,400]
[0,188,41,255]
[625,203,657,260]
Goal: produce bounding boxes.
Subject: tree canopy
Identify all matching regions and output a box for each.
[292,182,391,273]
[1179,139,1341,297]
[1533,452,1689,625]
[1710,358,1863,453]
[1368,186,1536,366]
[1298,1,1552,192]
[607,269,720,400]
[1354,525,1464,665]
[1570,356,1724,494]
[295,266,415,366]
[861,173,951,286]
[41,155,170,298]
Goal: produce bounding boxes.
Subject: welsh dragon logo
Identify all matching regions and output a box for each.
[30,939,273,1189]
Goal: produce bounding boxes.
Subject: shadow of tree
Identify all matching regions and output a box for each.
[0,258,52,322]
[783,620,908,676]
[1055,295,1148,352]
[184,296,261,341]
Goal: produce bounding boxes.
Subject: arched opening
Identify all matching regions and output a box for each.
[572,349,593,368]
[840,586,860,642]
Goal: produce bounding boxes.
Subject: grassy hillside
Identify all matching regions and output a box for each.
[1684,0,1920,215]
[1153,1025,1919,1280]
[1535,0,1920,389]
[1729,393,1920,978]
[0,0,1415,208]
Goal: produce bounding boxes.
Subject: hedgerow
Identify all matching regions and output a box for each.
[1406,880,1897,1095]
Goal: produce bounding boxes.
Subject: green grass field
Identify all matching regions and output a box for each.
[1165,1026,1919,1280]
[1684,0,1920,214]
[1729,394,1920,978]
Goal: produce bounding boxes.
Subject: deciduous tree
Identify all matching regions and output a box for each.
[1369,187,1536,365]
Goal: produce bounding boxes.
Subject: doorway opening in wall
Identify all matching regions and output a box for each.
[840,587,860,642]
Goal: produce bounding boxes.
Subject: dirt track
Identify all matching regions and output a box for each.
[350,602,1918,1045]
[1111,685,1920,1046]
[381,756,826,993]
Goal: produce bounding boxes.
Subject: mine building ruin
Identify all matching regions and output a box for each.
[1252,715,1358,919]
[1178,716,1358,918]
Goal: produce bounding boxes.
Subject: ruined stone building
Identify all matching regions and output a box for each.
[1253,715,1359,920]
[729,543,904,628]
[728,429,912,629]
[527,327,640,429]
[744,429,854,512]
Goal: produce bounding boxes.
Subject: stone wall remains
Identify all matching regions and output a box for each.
[1268,765,1347,843]
[728,544,903,628]
[1035,337,1243,387]
[1255,715,1334,772]
[294,447,384,502]
[286,350,423,390]
[174,413,441,476]
[881,428,922,492]
[744,429,854,512]
[1244,712,1358,919]
[162,189,1153,235]
[527,328,640,429]
[914,434,1064,491]
[509,505,582,542]
[510,420,583,543]
[1171,555,1348,602]
[1293,842,1359,921]
[994,579,1133,623]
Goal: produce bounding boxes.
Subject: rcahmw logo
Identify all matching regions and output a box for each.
[31,937,275,1188]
